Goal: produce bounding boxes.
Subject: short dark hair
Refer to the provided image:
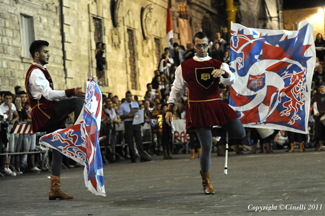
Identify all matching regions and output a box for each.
[192,32,208,44]
[17,91,27,96]
[164,47,169,52]
[125,91,132,96]
[4,91,13,98]
[146,83,152,88]
[29,40,49,58]
[14,86,22,94]
[173,42,179,48]
[161,53,167,59]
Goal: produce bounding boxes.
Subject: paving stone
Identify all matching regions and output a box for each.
[1,149,325,215]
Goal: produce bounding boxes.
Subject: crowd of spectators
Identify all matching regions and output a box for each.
[0,87,45,176]
[2,32,325,176]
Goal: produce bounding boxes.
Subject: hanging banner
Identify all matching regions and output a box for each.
[178,17,193,46]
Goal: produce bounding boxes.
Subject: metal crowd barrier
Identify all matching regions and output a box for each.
[0,123,43,176]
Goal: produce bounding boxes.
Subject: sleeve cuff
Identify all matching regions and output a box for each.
[220,63,230,78]
[222,72,229,78]
[65,88,75,97]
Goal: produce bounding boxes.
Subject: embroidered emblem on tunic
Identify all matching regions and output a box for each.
[195,67,215,89]
[201,73,210,81]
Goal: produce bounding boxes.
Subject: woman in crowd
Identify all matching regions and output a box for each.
[313,64,325,88]
[315,33,325,62]
[159,53,172,77]
[223,50,230,65]
[162,105,173,159]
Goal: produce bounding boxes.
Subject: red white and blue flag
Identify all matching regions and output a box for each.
[40,78,106,196]
[229,21,316,134]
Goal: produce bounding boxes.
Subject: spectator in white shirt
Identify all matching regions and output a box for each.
[0,91,19,176]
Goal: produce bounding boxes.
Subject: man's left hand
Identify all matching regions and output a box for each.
[211,69,225,78]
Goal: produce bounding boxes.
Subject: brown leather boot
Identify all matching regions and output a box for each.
[265,143,273,153]
[287,143,294,152]
[197,148,201,158]
[236,144,243,154]
[315,141,323,151]
[49,176,73,200]
[251,144,256,154]
[168,150,173,159]
[217,145,225,156]
[299,143,305,152]
[163,150,169,159]
[190,149,195,159]
[200,171,215,195]
[258,143,264,153]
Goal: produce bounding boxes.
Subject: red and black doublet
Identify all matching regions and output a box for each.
[181,58,237,129]
[25,64,56,132]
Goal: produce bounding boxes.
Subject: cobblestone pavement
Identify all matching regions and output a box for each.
[1,149,325,216]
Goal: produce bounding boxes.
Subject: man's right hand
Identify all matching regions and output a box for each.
[165,111,173,126]
[74,87,85,98]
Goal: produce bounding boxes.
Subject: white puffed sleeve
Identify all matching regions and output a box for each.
[219,63,235,85]
[313,101,319,116]
[29,69,66,101]
[167,65,187,105]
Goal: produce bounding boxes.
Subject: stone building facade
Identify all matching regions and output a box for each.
[0,0,65,91]
[238,0,282,30]
[0,0,282,98]
[284,7,325,40]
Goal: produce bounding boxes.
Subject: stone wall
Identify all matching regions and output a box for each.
[0,0,282,98]
[0,0,222,98]
[284,7,324,40]
[239,0,281,30]
[0,0,65,92]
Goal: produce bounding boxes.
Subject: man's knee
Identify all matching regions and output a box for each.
[229,125,246,139]
[71,97,83,109]
[238,128,246,139]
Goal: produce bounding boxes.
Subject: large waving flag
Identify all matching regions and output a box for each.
[229,21,316,134]
[166,0,173,44]
[40,78,106,196]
